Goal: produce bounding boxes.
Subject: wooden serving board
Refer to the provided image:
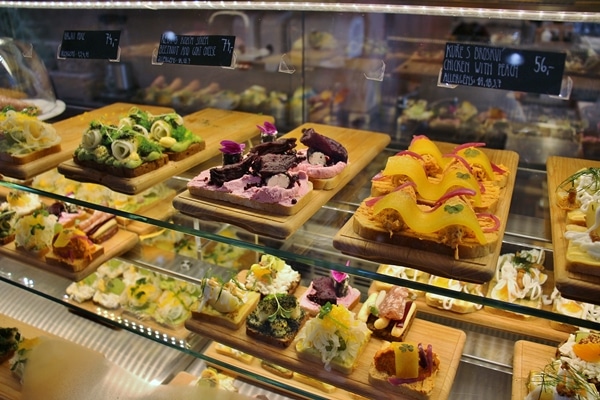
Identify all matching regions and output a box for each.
[0,314,55,400]
[333,143,519,284]
[173,123,391,239]
[185,293,465,400]
[369,277,570,344]
[0,103,173,181]
[512,340,556,400]
[547,156,600,305]
[58,106,272,195]
[202,343,358,399]
[0,229,138,281]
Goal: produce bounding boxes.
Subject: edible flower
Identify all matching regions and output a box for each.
[219,140,245,155]
[257,121,278,137]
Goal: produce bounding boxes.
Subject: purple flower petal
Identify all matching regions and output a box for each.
[219,140,245,154]
[257,121,278,135]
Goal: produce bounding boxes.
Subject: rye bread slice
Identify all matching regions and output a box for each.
[73,154,169,178]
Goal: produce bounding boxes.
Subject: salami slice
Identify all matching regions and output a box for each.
[378,286,409,320]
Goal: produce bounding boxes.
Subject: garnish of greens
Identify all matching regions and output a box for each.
[558,167,600,194]
[317,302,349,330]
[266,294,293,321]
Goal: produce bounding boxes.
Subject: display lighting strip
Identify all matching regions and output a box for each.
[0,1,599,23]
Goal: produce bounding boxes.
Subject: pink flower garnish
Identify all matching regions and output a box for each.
[219,140,245,154]
[257,121,278,136]
[332,269,348,283]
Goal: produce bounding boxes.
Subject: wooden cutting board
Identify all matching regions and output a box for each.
[185,286,465,400]
[0,103,173,181]
[58,106,272,195]
[512,340,556,400]
[0,229,138,281]
[547,156,600,305]
[333,142,519,284]
[172,123,391,239]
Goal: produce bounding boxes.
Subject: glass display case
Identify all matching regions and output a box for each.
[1,2,600,399]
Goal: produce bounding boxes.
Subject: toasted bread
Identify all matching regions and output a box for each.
[45,244,104,272]
[352,202,498,259]
[165,141,206,161]
[73,154,169,178]
[191,291,260,330]
[188,178,313,216]
[0,143,62,165]
[368,355,440,400]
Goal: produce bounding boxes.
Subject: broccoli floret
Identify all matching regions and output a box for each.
[127,107,153,129]
[136,135,163,156]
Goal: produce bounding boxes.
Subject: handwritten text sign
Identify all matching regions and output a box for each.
[440,42,566,95]
[59,30,120,60]
[156,32,236,67]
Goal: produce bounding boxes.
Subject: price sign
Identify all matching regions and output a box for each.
[440,42,566,95]
[156,32,236,67]
[59,30,121,60]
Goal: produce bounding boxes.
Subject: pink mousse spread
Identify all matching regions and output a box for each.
[291,149,347,179]
[188,170,311,207]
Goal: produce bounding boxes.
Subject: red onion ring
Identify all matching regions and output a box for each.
[477,212,501,232]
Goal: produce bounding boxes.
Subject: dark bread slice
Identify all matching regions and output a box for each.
[366,301,417,341]
[0,143,62,165]
[73,154,169,178]
[352,203,498,259]
[165,141,206,161]
[245,312,307,348]
[0,234,15,245]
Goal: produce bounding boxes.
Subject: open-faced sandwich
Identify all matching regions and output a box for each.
[0,326,21,363]
[0,207,17,245]
[187,137,312,215]
[370,264,429,297]
[14,209,59,257]
[298,269,361,317]
[486,248,548,319]
[73,107,203,178]
[246,293,307,348]
[358,286,417,341]
[525,331,600,400]
[355,135,508,260]
[243,254,301,296]
[192,276,260,329]
[369,341,440,400]
[45,227,104,271]
[425,275,484,314]
[290,127,349,190]
[295,303,371,374]
[0,106,61,164]
[556,167,600,275]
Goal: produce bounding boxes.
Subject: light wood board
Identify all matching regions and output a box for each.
[512,340,557,400]
[0,314,55,400]
[202,343,359,399]
[333,143,519,284]
[172,123,391,239]
[547,156,600,305]
[58,106,272,195]
[0,229,138,281]
[0,103,173,181]
[185,295,465,400]
[368,275,571,344]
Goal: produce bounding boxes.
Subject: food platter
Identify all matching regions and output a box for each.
[546,155,600,305]
[58,106,272,195]
[333,142,519,284]
[0,103,172,181]
[0,228,138,281]
[172,123,391,239]
[185,285,465,400]
[511,340,556,400]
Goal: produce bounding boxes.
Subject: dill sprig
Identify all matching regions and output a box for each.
[558,168,600,194]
